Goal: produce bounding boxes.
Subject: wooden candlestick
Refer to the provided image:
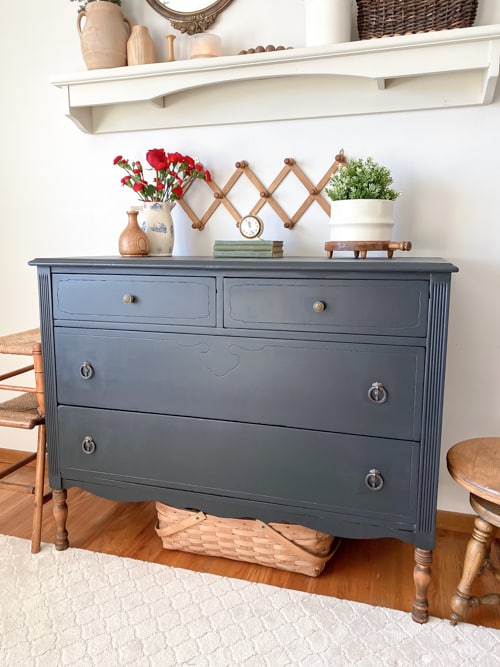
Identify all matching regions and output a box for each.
[166,34,176,62]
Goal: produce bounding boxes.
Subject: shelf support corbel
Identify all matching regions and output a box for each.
[481,41,500,103]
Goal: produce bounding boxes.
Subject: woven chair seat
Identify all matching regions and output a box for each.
[0,392,44,429]
[0,328,40,356]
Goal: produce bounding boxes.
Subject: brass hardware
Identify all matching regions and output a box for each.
[79,361,94,380]
[368,381,387,404]
[365,468,384,491]
[81,436,96,455]
[123,294,135,304]
[312,301,326,313]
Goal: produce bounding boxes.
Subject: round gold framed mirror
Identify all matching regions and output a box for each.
[146,0,234,35]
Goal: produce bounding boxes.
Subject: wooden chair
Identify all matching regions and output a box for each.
[0,328,52,553]
[446,437,500,625]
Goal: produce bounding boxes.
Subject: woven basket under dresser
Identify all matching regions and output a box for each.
[155,502,340,577]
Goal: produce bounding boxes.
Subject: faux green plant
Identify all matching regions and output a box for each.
[325,156,400,201]
[71,0,121,12]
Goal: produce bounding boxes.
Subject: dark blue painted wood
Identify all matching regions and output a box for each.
[30,256,457,551]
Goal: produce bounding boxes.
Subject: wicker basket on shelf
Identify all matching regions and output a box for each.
[356,0,478,40]
[155,502,340,577]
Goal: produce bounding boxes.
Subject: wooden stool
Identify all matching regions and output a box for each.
[446,437,500,625]
[0,328,52,553]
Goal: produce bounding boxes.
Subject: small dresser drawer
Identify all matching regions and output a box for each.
[224,278,428,336]
[58,406,418,526]
[52,274,216,326]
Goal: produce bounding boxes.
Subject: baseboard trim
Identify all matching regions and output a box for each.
[436,509,474,534]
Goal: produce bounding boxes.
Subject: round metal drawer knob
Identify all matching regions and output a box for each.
[123,294,135,304]
[368,381,387,404]
[82,436,96,455]
[312,300,326,313]
[79,361,94,380]
[365,468,384,491]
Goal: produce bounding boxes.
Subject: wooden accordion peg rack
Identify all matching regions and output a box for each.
[177,154,347,231]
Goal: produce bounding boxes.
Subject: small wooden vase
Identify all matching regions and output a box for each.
[127,25,156,66]
[119,209,149,256]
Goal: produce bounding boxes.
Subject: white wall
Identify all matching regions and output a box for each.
[1,1,499,513]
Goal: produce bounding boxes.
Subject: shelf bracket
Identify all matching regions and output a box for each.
[482,41,500,103]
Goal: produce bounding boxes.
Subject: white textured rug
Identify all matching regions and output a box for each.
[1,535,499,666]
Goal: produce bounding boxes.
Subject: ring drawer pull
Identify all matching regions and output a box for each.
[312,300,326,313]
[82,436,96,455]
[79,361,94,380]
[368,381,387,404]
[365,468,384,491]
[123,294,135,304]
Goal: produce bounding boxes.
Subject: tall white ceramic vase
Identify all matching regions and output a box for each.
[139,201,176,256]
[304,0,352,47]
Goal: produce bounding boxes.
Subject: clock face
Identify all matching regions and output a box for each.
[239,215,264,239]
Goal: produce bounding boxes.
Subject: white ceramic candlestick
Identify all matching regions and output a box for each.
[189,33,222,59]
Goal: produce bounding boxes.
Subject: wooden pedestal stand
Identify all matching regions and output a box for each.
[325,240,412,259]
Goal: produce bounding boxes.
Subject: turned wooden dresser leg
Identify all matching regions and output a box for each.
[412,547,432,623]
[450,516,495,625]
[53,488,69,551]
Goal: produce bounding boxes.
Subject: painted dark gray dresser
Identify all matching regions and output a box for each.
[30,256,457,622]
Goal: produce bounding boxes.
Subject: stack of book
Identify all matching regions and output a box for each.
[213,240,284,258]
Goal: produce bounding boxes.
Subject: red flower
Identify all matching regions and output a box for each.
[146,149,169,171]
[114,148,210,202]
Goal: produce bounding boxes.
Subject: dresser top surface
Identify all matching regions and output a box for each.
[29,256,458,274]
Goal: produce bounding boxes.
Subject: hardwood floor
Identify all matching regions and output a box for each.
[1,451,499,630]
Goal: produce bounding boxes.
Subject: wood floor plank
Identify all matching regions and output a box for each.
[0,451,498,630]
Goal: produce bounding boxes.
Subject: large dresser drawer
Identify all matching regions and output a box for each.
[224,278,428,336]
[59,406,419,526]
[52,274,216,326]
[55,329,424,441]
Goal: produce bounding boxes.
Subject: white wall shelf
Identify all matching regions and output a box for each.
[52,25,500,134]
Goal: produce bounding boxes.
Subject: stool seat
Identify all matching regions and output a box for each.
[446,437,500,625]
[447,437,500,505]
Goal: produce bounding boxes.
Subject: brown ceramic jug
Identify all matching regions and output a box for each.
[77,2,132,70]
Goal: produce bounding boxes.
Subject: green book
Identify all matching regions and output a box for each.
[214,240,283,250]
[214,249,283,258]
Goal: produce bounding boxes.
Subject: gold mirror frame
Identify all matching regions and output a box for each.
[145,0,234,35]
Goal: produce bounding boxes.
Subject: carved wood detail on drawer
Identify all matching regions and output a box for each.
[54,330,424,441]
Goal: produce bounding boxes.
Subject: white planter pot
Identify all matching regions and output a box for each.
[329,199,395,241]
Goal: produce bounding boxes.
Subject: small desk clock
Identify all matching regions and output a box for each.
[238,214,264,239]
